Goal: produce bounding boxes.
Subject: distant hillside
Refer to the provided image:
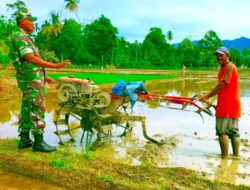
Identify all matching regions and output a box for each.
[222,37,250,51]
[176,37,250,52]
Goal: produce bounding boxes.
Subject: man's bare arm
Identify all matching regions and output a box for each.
[202,80,226,100]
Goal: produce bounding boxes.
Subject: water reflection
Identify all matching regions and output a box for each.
[214,159,239,185]
[1,79,250,186]
[0,96,20,123]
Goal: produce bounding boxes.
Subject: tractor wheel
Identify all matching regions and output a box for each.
[58,83,78,102]
[92,92,111,108]
[54,101,82,144]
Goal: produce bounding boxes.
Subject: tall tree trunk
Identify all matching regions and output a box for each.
[75,12,81,23]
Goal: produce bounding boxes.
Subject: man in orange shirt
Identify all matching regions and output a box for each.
[200,46,241,159]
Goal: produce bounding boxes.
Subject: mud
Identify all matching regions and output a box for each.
[0,139,242,190]
[0,169,65,190]
[1,69,250,189]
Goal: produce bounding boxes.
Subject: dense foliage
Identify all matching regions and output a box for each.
[1,1,250,69]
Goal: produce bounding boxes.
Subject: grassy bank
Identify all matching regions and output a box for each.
[0,139,248,190]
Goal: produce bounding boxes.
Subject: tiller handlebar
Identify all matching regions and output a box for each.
[137,93,214,121]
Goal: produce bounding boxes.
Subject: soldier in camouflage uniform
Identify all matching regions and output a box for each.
[11,10,70,152]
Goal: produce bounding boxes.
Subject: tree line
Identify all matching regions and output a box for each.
[1,0,250,69]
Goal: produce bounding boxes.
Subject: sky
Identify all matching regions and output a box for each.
[0,0,249,43]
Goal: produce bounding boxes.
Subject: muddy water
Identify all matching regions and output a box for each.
[1,78,250,187]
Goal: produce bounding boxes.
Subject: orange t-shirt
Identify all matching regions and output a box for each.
[215,62,241,118]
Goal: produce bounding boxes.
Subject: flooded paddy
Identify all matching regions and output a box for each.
[1,78,250,188]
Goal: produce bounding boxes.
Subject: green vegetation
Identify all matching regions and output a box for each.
[1,1,250,69]
[48,73,176,84]
[50,161,67,168]
[0,138,249,190]
[96,172,113,183]
[140,160,154,172]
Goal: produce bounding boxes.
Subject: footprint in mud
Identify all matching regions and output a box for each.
[126,135,180,167]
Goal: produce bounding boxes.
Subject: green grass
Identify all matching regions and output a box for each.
[96,172,113,183]
[50,160,68,168]
[48,73,176,84]
[0,139,249,190]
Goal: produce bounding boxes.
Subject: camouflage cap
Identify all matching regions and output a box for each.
[15,10,37,23]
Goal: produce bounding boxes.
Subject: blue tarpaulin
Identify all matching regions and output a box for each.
[112,80,146,107]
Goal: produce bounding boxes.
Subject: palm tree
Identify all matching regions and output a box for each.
[6,0,29,21]
[64,0,81,23]
[166,30,174,66]
[166,30,173,43]
[42,12,63,38]
[6,0,26,12]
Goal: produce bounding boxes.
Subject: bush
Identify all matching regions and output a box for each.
[0,53,10,68]
[40,50,59,63]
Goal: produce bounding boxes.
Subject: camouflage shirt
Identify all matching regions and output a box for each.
[11,28,45,90]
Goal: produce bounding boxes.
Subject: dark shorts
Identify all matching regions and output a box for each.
[215,118,240,139]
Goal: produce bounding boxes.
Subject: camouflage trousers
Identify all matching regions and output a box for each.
[18,82,46,135]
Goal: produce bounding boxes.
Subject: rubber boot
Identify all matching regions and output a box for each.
[32,134,57,152]
[219,134,229,159]
[18,132,33,149]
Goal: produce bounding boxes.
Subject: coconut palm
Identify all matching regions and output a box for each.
[166,30,174,66]
[64,0,81,23]
[166,30,173,43]
[6,0,29,21]
[6,0,26,12]
[42,12,63,38]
